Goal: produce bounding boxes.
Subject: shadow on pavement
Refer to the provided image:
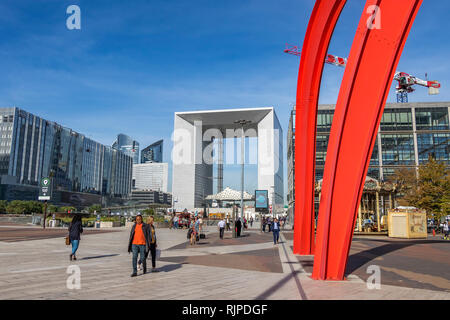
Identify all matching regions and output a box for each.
[255,270,307,300]
[346,239,448,275]
[80,254,120,260]
[158,263,183,272]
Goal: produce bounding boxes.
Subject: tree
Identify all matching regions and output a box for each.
[391,157,450,221]
[0,200,7,213]
[88,204,102,214]
[6,201,28,214]
[142,208,155,216]
[47,205,58,213]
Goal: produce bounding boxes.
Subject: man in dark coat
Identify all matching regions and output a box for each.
[128,214,152,277]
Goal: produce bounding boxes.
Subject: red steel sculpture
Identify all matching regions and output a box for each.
[312,0,423,280]
[293,0,347,255]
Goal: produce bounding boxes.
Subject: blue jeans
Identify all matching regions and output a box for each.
[132,244,146,273]
[273,230,280,244]
[71,240,79,255]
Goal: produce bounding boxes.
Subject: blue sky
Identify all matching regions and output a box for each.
[0,0,449,198]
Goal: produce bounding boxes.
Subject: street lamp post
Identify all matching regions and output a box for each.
[234,119,252,236]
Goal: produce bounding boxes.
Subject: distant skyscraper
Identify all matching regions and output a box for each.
[141,139,163,163]
[113,133,140,164]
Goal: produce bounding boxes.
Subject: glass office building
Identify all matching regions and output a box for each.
[112,133,140,164]
[0,107,133,204]
[141,139,163,163]
[287,102,450,220]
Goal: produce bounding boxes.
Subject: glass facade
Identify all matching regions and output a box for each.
[380,133,415,165]
[287,103,450,196]
[0,107,133,202]
[141,139,163,163]
[415,107,449,131]
[417,133,450,164]
[113,133,139,164]
[380,108,413,131]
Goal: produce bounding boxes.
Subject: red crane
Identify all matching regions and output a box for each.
[284,43,441,102]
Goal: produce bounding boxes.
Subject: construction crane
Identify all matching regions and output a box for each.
[284,44,441,103]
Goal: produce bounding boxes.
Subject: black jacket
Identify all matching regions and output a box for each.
[128,223,154,253]
[68,220,83,241]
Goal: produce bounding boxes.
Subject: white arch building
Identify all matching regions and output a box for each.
[172,107,283,214]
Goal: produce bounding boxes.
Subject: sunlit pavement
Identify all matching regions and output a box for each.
[0,223,448,300]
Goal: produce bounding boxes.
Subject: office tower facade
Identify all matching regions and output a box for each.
[113,133,140,164]
[0,107,133,204]
[132,162,168,192]
[141,139,163,163]
[287,102,450,221]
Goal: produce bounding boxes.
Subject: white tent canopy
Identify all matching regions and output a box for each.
[205,187,254,201]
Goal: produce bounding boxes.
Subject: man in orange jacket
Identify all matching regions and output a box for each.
[128,214,153,277]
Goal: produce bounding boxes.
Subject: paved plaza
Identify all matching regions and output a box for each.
[0,222,449,300]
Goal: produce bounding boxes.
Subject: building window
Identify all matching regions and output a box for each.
[317,110,334,132]
[381,133,415,165]
[415,107,449,131]
[417,133,450,164]
[316,135,329,166]
[380,108,413,131]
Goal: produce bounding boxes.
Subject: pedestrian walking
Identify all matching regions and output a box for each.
[250,217,254,228]
[190,217,200,245]
[68,214,83,261]
[267,218,272,232]
[173,215,179,229]
[142,216,159,272]
[443,221,449,240]
[218,218,226,239]
[226,215,231,231]
[262,217,266,232]
[272,218,281,245]
[236,217,242,237]
[168,215,173,229]
[128,214,151,277]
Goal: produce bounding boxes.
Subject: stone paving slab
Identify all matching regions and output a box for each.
[0,224,448,300]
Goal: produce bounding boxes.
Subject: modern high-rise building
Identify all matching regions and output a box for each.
[132,162,168,192]
[112,133,140,164]
[0,107,133,205]
[287,102,450,221]
[141,139,163,163]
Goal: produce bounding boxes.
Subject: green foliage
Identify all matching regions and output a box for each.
[6,200,43,214]
[0,200,7,213]
[392,157,450,220]
[59,206,76,213]
[47,205,58,213]
[142,208,155,216]
[88,204,102,213]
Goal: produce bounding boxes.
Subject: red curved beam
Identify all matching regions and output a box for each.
[293,0,347,256]
[312,0,423,280]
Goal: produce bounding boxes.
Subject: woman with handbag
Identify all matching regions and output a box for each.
[68,214,83,261]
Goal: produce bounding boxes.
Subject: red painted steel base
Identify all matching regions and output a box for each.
[312,0,423,280]
[293,0,347,256]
